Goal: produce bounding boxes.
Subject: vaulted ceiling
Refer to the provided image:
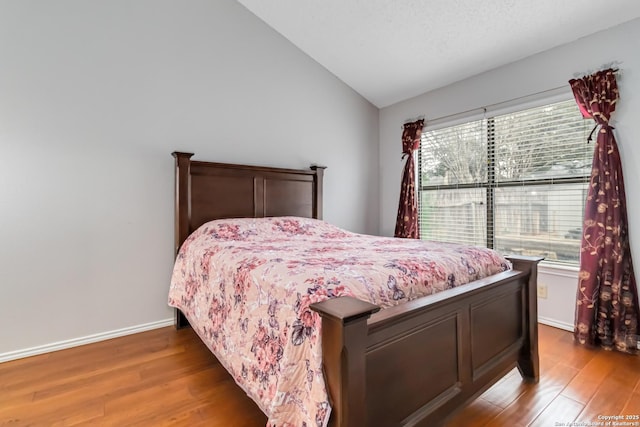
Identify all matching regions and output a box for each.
[237,0,640,107]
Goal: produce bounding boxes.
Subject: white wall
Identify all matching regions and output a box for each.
[379,18,640,330]
[0,0,379,358]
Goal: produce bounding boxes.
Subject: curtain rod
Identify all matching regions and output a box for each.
[403,115,425,125]
[417,85,567,126]
[572,61,623,79]
[411,65,623,127]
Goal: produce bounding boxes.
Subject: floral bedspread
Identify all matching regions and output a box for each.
[168,217,509,427]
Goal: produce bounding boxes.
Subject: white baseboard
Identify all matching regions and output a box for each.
[0,316,574,364]
[0,318,174,363]
[538,316,573,332]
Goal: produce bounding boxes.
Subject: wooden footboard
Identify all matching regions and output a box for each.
[311,255,542,427]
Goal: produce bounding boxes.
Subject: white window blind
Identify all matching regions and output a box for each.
[418,99,595,266]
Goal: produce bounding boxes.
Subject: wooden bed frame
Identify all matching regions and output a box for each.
[172,152,542,427]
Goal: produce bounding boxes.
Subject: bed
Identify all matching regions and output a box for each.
[170,152,542,427]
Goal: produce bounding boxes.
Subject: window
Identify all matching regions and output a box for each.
[418,99,595,266]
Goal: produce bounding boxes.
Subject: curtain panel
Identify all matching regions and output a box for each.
[395,119,424,239]
[570,68,639,354]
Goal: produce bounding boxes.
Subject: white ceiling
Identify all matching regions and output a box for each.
[237,0,640,108]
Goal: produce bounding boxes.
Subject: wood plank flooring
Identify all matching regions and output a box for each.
[1,324,638,426]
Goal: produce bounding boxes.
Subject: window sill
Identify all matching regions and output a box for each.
[538,261,579,278]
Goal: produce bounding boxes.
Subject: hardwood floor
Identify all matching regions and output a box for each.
[1,324,638,426]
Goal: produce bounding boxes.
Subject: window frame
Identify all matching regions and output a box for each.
[417,93,593,266]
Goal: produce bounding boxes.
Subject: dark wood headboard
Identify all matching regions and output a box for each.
[172,152,326,255]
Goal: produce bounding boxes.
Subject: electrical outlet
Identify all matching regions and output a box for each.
[537,283,548,299]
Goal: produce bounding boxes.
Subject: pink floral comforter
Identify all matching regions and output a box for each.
[168,217,509,427]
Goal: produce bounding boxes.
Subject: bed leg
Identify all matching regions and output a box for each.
[507,255,543,383]
[175,309,191,329]
[311,296,380,427]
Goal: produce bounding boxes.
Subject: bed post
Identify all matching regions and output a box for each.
[310,165,326,220]
[311,296,380,427]
[506,255,543,383]
[172,152,194,329]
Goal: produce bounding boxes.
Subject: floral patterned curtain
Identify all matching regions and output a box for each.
[394,119,424,239]
[570,69,639,354]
